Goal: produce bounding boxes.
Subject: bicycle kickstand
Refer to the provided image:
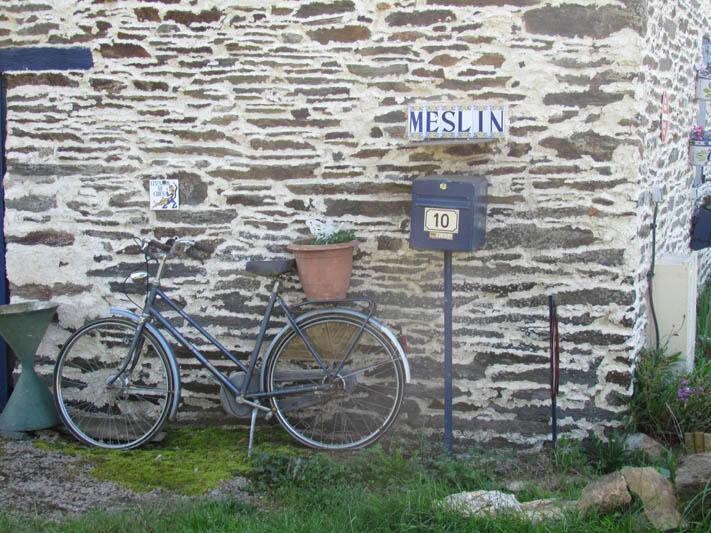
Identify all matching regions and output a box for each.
[248,407,259,457]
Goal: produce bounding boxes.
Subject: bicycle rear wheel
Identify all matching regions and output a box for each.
[54,318,174,449]
[264,313,404,450]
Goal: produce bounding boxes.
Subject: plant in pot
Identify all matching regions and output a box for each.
[677,377,711,453]
[690,126,711,166]
[698,66,711,100]
[287,219,358,301]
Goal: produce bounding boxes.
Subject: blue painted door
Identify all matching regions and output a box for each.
[0,47,92,410]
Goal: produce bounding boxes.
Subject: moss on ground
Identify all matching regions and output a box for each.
[34,425,303,495]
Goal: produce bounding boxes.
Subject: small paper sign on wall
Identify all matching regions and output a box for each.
[150,179,179,210]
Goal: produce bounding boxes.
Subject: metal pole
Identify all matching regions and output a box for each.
[549,295,559,451]
[444,250,453,452]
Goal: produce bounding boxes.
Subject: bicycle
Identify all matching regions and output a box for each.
[53,237,410,453]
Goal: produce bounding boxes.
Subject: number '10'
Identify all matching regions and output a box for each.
[433,212,451,228]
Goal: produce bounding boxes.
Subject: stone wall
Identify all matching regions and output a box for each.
[636,0,711,366]
[1,0,697,447]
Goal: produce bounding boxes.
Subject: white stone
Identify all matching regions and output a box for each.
[440,490,522,518]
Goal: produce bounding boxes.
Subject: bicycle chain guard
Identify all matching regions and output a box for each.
[220,372,261,419]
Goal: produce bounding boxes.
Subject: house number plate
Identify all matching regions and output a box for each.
[424,208,459,240]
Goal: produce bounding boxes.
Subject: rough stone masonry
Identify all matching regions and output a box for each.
[1,0,710,447]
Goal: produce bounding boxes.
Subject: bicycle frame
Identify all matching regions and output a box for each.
[54,237,411,453]
[117,275,376,417]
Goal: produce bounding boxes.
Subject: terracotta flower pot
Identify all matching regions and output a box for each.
[287,239,359,300]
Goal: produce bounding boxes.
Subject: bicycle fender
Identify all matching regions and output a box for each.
[260,308,411,386]
[109,307,182,420]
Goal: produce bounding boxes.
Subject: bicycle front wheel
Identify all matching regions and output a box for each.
[54,318,174,449]
[264,313,405,450]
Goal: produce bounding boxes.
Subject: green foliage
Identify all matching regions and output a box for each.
[430,450,498,492]
[677,360,711,433]
[584,432,647,475]
[681,479,711,528]
[628,348,682,443]
[641,444,681,481]
[628,349,711,444]
[250,443,424,502]
[299,229,356,245]
[552,437,591,475]
[697,280,711,366]
[4,486,695,533]
[626,277,711,444]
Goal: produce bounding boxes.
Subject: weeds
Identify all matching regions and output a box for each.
[627,348,711,445]
[697,280,711,366]
[680,480,711,532]
[552,437,591,475]
[584,432,647,475]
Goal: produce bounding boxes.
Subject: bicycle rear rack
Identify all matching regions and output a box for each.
[291,297,375,320]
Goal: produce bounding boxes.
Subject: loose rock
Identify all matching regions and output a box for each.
[519,498,576,523]
[440,490,521,518]
[675,452,711,514]
[624,433,666,460]
[622,467,682,531]
[576,471,631,513]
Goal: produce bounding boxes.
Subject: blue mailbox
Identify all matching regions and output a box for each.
[410,175,487,252]
[408,174,488,452]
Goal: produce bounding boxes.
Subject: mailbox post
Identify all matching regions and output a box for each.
[410,175,487,451]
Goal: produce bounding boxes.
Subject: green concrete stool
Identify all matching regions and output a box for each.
[0,301,59,433]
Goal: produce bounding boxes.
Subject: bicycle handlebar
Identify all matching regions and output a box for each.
[138,237,199,261]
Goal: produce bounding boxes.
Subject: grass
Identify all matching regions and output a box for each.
[2,428,711,532]
[697,280,711,366]
[32,425,298,495]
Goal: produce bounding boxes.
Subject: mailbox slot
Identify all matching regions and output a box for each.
[410,175,487,252]
[414,197,470,209]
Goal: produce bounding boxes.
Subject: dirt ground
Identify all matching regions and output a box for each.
[0,429,252,523]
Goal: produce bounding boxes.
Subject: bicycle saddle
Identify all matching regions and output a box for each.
[245,259,296,277]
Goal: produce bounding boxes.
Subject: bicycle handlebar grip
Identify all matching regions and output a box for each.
[186,241,211,262]
[150,239,172,252]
